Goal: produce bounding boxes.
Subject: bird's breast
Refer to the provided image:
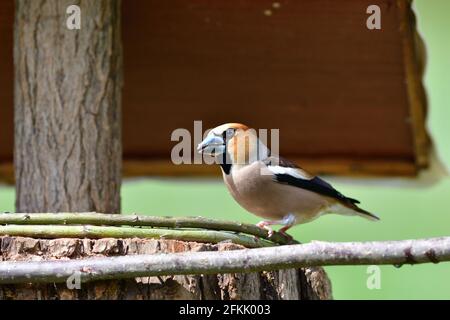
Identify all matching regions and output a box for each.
[222,163,285,219]
[222,162,331,222]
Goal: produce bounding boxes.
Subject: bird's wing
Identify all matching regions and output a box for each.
[262,156,360,204]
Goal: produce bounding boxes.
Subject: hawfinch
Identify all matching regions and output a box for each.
[197,123,379,237]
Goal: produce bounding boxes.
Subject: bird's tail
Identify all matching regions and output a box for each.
[329,201,380,221]
[348,204,380,221]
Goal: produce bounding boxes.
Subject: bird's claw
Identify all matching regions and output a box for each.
[256,221,275,238]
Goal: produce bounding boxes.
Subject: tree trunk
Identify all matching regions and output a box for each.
[0,236,332,300]
[14,0,122,213]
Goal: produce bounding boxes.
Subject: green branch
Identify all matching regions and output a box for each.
[0,224,274,248]
[0,212,296,245]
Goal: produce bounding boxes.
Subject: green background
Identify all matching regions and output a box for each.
[0,0,449,299]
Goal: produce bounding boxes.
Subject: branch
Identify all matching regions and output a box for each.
[0,236,449,284]
[0,213,295,245]
[0,225,273,248]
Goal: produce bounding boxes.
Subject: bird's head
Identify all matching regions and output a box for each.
[197,123,269,167]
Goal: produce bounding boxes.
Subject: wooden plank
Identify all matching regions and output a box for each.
[0,158,416,185]
[397,0,429,169]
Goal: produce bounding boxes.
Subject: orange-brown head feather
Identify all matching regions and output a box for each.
[203,123,269,166]
[226,127,261,165]
[210,123,249,135]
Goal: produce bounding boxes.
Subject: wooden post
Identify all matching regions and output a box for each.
[14,0,122,213]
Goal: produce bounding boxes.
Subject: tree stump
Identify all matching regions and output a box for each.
[0,236,332,300]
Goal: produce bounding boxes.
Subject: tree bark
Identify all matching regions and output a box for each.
[0,236,332,300]
[14,0,122,213]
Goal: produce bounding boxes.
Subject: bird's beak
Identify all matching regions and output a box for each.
[197,133,225,156]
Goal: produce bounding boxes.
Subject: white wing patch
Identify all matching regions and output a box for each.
[266,165,313,180]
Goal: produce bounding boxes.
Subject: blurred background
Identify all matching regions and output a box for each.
[1,0,449,299]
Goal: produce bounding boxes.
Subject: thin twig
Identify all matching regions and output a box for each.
[0,212,296,245]
[0,225,273,248]
[0,236,449,284]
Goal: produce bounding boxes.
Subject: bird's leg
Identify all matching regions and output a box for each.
[278,226,293,240]
[256,214,294,237]
[278,213,296,240]
[256,214,296,239]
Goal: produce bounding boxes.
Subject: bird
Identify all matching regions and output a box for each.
[197,123,379,238]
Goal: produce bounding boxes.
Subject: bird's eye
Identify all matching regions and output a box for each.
[225,128,235,137]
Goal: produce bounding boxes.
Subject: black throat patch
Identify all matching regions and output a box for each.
[220,151,232,175]
[219,131,233,175]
